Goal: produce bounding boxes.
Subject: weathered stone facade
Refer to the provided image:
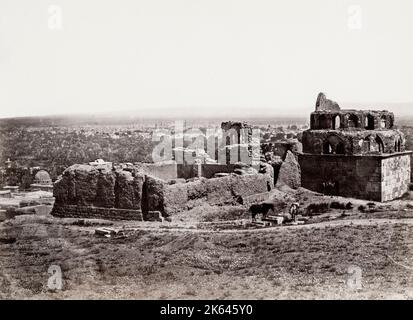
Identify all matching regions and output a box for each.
[276,151,301,189]
[52,164,145,220]
[162,174,272,215]
[381,153,411,201]
[300,153,411,201]
[299,93,411,202]
[52,162,272,220]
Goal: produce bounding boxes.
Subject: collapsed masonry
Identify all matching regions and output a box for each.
[52,120,303,220]
[52,164,273,221]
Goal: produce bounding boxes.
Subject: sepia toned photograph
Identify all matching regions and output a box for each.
[1,0,413,304]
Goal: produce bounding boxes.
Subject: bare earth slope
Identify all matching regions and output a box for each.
[1,211,413,299]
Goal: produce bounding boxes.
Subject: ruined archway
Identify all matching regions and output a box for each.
[335,142,345,155]
[376,135,385,153]
[365,114,375,130]
[323,134,346,155]
[348,114,359,128]
[333,115,341,130]
[362,135,373,152]
[323,141,333,154]
[395,137,402,152]
[380,116,387,129]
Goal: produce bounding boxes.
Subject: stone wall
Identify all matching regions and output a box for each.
[177,164,200,179]
[52,163,273,220]
[142,175,165,214]
[299,152,411,202]
[275,151,301,189]
[138,163,236,180]
[381,153,411,201]
[136,163,178,181]
[200,164,235,179]
[162,174,272,215]
[52,205,143,220]
[261,141,302,160]
[53,164,144,209]
[53,164,145,220]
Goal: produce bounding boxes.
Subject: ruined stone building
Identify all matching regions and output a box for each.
[52,163,272,221]
[299,93,411,202]
[220,121,254,165]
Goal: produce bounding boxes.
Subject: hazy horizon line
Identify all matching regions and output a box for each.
[1,101,413,121]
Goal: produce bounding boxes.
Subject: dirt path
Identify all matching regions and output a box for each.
[109,217,413,235]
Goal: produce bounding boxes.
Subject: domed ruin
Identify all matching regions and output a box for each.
[299,93,412,202]
[33,170,52,185]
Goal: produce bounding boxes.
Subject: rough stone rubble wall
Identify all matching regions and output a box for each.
[381,154,411,202]
[199,164,236,179]
[162,174,272,215]
[52,163,272,220]
[52,205,143,220]
[138,163,236,180]
[52,164,145,220]
[53,164,144,209]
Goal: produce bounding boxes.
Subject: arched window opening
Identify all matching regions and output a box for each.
[310,114,316,129]
[363,136,372,152]
[348,114,359,128]
[333,115,341,130]
[376,136,385,153]
[365,114,375,130]
[323,135,346,155]
[389,116,394,129]
[226,136,231,146]
[336,142,345,155]
[395,138,402,152]
[323,141,333,154]
[380,116,387,129]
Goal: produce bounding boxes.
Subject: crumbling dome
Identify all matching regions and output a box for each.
[299,93,411,202]
[304,95,404,155]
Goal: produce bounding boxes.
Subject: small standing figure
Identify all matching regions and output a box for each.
[289,203,300,222]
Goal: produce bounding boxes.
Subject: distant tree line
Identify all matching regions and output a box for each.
[0,128,156,183]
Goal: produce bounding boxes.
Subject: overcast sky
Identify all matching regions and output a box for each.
[0,0,412,118]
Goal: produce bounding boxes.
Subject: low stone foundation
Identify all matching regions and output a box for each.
[52,205,143,221]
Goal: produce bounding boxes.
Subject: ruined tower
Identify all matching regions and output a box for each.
[299,93,411,202]
[220,121,253,165]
